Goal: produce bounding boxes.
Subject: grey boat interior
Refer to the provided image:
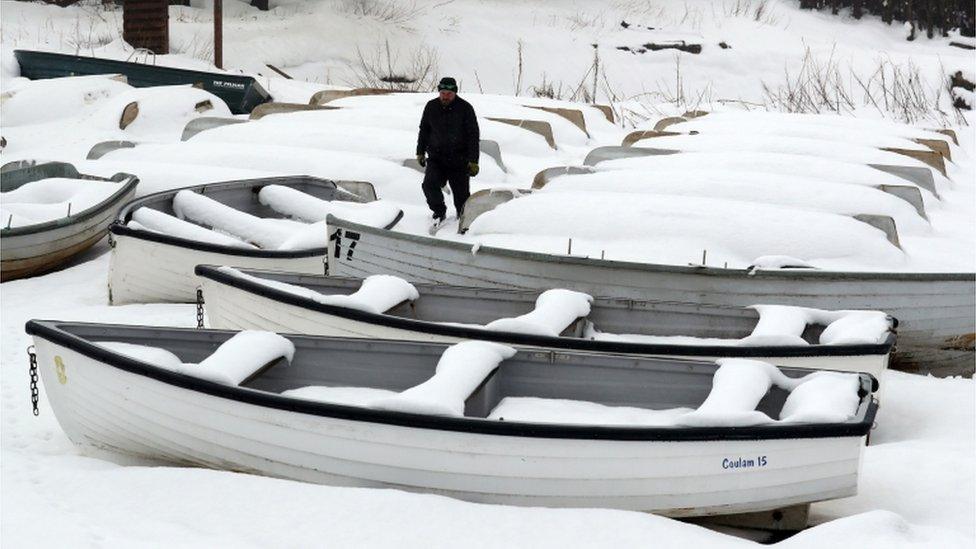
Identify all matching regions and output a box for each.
[198,266,896,353]
[28,320,878,438]
[112,176,395,250]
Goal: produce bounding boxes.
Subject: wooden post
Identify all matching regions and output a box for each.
[122,0,169,54]
[214,0,223,69]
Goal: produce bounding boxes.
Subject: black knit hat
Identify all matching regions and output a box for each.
[437,77,458,92]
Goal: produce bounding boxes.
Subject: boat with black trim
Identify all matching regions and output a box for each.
[26,319,878,518]
[194,265,896,379]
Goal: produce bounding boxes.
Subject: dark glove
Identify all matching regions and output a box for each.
[468,161,479,177]
[416,154,426,168]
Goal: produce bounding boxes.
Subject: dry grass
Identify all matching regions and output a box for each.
[351,39,439,91]
[761,47,965,125]
[335,0,426,26]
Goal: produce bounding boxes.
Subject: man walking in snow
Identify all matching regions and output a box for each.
[416,77,480,231]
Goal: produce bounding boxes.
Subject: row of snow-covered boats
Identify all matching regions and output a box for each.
[10,166,973,526]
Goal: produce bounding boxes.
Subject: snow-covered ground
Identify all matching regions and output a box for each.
[2,0,974,546]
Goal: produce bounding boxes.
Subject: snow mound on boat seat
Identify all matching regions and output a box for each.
[131,208,256,249]
[677,359,799,427]
[485,289,593,337]
[742,305,892,346]
[98,331,294,386]
[819,311,894,345]
[173,190,307,249]
[1,178,122,228]
[217,267,419,314]
[258,185,401,228]
[371,341,517,417]
[779,371,861,423]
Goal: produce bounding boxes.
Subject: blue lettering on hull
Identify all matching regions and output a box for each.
[722,455,768,469]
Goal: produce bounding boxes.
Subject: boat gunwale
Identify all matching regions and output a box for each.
[0,171,139,238]
[109,177,402,259]
[326,216,976,282]
[26,319,878,442]
[194,264,897,358]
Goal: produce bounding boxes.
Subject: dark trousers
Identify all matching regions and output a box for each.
[422,158,470,218]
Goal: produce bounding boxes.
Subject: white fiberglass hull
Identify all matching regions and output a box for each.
[108,234,326,304]
[33,337,866,516]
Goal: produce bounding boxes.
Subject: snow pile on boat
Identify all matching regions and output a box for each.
[130,208,256,249]
[371,341,517,417]
[258,184,401,228]
[743,305,892,346]
[98,330,294,386]
[779,371,863,423]
[1,177,123,228]
[678,359,805,426]
[146,187,398,251]
[100,332,862,426]
[485,289,593,337]
[172,190,307,249]
[492,358,863,427]
[488,398,694,426]
[465,190,905,269]
[0,75,231,157]
[662,110,950,149]
[216,266,418,314]
[587,304,893,347]
[0,74,132,127]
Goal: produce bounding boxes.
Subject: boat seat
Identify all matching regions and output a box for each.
[370,341,516,417]
[218,267,419,315]
[98,331,294,386]
[484,289,592,337]
[741,305,893,347]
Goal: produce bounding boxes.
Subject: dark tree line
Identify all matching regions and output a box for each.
[798,0,975,39]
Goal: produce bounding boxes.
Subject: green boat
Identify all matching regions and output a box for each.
[14,49,271,114]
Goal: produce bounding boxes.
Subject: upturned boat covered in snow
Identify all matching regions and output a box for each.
[195,265,896,378]
[13,49,271,115]
[1,161,138,281]
[325,215,975,376]
[107,177,401,304]
[27,319,877,519]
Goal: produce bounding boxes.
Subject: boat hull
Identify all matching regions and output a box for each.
[1,163,138,281]
[32,335,866,516]
[326,217,974,377]
[109,233,325,304]
[106,176,394,304]
[13,49,270,114]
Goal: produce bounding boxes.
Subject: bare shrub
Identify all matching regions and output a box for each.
[761,47,964,125]
[351,40,439,91]
[724,0,781,25]
[335,0,425,26]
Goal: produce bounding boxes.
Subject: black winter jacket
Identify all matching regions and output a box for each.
[416,96,480,164]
